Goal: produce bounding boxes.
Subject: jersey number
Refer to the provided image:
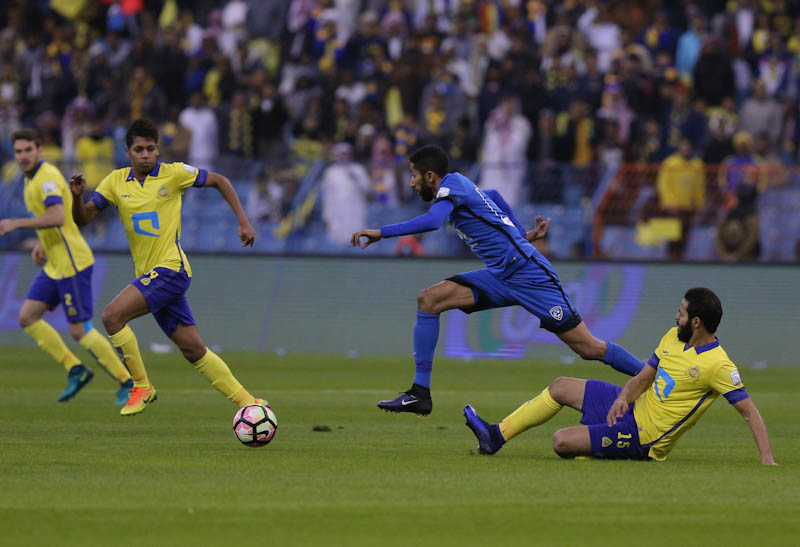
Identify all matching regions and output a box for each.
[654,368,676,402]
[132,211,160,237]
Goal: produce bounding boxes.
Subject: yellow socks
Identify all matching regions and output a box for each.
[192,348,255,406]
[499,387,563,441]
[108,325,149,388]
[79,328,131,383]
[23,319,81,372]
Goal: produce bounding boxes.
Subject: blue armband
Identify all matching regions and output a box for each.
[380,200,455,238]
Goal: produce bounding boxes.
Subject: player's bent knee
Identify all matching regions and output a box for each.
[101,306,122,333]
[552,430,578,458]
[18,311,35,328]
[182,346,206,363]
[549,376,569,398]
[416,288,439,314]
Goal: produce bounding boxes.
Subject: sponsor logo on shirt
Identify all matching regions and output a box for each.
[436,187,450,199]
[729,370,742,386]
[183,164,197,174]
[42,181,57,193]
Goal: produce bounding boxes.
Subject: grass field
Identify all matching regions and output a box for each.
[1,347,798,547]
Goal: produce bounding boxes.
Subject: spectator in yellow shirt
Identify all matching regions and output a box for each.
[656,137,706,259]
[76,120,115,189]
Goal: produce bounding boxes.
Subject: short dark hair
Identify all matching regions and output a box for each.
[409,145,449,178]
[684,287,722,333]
[12,128,41,146]
[126,118,159,147]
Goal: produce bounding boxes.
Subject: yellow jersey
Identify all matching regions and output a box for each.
[92,162,208,277]
[633,327,748,461]
[23,161,94,279]
[656,154,706,211]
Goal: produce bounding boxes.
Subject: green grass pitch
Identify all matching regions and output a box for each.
[1,347,798,546]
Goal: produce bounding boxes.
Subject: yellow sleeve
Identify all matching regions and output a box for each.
[172,162,209,192]
[94,173,116,206]
[709,360,745,395]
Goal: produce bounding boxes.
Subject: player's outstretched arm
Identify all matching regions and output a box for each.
[205,172,255,247]
[607,364,655,426]
[0,204,65,236]
[733,397,777,465]
[69,174,100,226]
[526,215,551,242]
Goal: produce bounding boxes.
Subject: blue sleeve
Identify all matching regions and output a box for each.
[90,191,110,210]
[193,168,209,187]
[723,387,749,404]
[380,200,455,238]
[483,189,527,238]
[647,354,660,369]
[43,195,63,207]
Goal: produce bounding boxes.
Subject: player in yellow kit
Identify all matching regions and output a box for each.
[464,288,777,464]
[0,129,132,403]
[69,118,267,416]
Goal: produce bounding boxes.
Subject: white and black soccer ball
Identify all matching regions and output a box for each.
[232,404,277,447]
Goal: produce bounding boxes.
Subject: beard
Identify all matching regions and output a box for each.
[676,321,693,343]
[419,184,435,202]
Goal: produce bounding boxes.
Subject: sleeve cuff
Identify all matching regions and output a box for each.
[724,387,749,404]
[43,195,63,207]
[193,168,209,187]
[90,191,110,210]
[646,353,660,369]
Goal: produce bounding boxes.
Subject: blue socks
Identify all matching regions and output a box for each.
[412,311,439,388]
[604,342,644,376]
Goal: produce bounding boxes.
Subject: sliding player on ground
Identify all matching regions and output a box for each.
[464,288,777,464]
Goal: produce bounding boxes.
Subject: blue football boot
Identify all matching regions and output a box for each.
[58,365,94,402]
[377,383,433,416]
[464,405,505,455]
[115,379,134,405]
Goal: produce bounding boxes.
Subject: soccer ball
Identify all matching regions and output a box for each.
[232,404,277,447]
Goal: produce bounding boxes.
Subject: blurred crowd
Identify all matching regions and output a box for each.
[1,0,800,259]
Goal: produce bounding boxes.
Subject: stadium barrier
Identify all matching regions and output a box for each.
[1,252,797,367]
[2,158,799,261]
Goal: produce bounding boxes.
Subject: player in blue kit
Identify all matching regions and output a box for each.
[351,145,644,416]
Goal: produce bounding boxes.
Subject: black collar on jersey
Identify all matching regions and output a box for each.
[26,160,44,180]
[683,338,720,354]
[126,162,161,184]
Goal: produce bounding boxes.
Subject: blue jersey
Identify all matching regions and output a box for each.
[435,173,536,278]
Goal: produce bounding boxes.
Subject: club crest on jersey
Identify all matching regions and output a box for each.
[158,185,168,197]
[601,437,612,448]
[687,366,700,378]
[549,305,563,321]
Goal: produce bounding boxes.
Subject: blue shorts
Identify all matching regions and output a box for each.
[132,267,196,337]
[580,380,649,460]
[26,266,94,323]
[448,259,582,333]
